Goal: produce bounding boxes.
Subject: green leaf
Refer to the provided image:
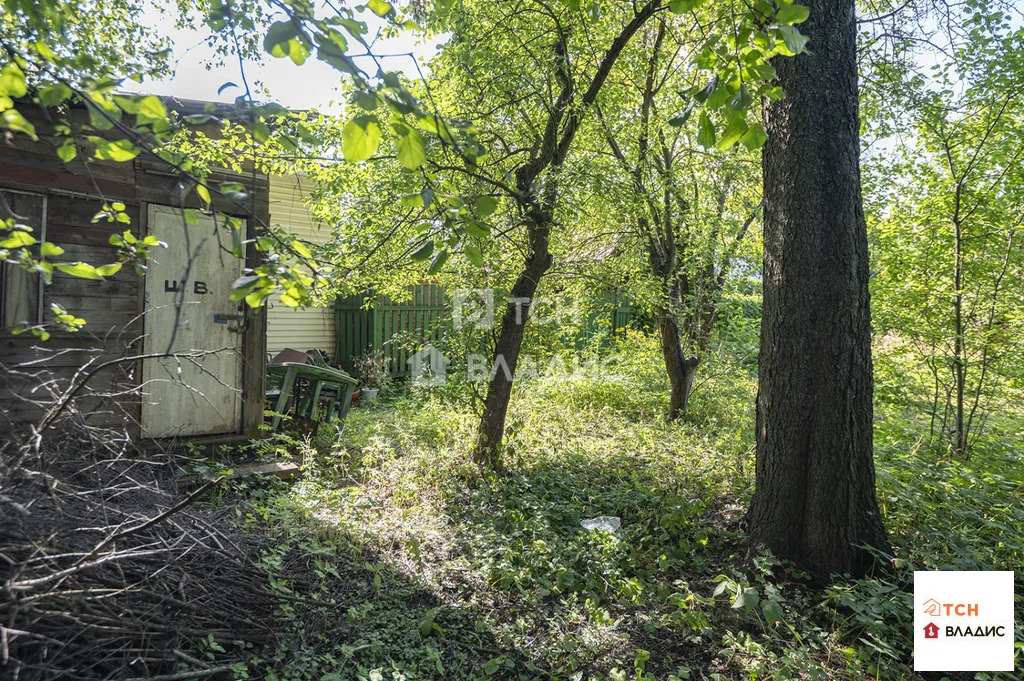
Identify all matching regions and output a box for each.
[89,137,139,162]
[220,182,249,203]
[728,84,752,111]
[740,122,768,150]
[400,192,425,209]
[40,242,64,256]
[2,109,38,140]
[245,288,272,308]
[396,126,427,169]
[694,77,717,103]
[207,0,233,30]
[342,116,382,163]
[86,95,118,130]
[475,196,498,217]
[696,111,716,149]
[776,25,809,55]
[251,120,271,143]
[464,220,491,238]
[136,95,168,120]
[410,240,434,261]
[56,262,104,280]
[38,82,72,107]
[95,262,122,277]
[353,91,378,111]
[464,244,483,267]
[776,3,810,24]
[231,224,244,258]
[57,138,77,162]
[669,102,696,127]
[0,63,27,98]
[196,184,211,205]
[291,240,313,259]
[0,231,36,248]
[668,0,704,13]
[761,599,783,625]
[716,116,748,150]
[367,0,393,17]
[264,21,299,57]
[732,586,760,612]
[426,247,449,275]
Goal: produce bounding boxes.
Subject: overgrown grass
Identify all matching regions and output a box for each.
[229,332,1023,681]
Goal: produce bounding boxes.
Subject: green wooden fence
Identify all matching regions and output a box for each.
[335,284,447,378]
[335,284,640,378]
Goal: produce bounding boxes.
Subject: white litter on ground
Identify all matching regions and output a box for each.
[580,516,621,532]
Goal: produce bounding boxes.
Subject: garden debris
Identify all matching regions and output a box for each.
[1,425,282,680]
[580,515,621,532]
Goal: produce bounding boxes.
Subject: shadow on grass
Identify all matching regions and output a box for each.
[231,475,557,681]
[238,395,766,679]
[427,448,752,678]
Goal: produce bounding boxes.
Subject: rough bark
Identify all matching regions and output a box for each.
[746,0,890,577]
[658,309,699,420]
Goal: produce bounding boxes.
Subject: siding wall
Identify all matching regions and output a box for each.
[266,175,335,359]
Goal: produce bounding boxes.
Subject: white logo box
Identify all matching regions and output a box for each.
[914,570,1015,672]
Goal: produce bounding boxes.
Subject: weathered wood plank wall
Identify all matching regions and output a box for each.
[0,102,269,440]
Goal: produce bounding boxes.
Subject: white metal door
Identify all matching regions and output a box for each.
[141,205,244,437]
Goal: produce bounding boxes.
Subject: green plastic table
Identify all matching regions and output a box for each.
[267,362,358,430]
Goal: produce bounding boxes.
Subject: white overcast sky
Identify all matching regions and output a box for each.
[140,7,442,113]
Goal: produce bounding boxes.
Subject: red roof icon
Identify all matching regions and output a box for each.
[924,622,940,639]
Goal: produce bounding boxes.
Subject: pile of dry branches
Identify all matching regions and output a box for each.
[1,417,282,680]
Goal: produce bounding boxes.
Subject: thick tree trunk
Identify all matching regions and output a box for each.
[472,241,552,466]
[746,0,890,578]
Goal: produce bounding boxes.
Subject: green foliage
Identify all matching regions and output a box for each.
[864,6,1024,457]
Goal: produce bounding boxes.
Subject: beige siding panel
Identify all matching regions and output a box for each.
[266,175,335,359]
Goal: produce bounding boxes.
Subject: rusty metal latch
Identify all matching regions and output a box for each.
[214,313,245,333]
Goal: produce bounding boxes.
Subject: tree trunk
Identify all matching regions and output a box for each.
[952,213,967,457]
[658,309,699,420]
[471,1,658,466]
[472,235,551,466]
[746,0,890,578]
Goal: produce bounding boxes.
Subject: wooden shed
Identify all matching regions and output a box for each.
[0,98,268,440]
